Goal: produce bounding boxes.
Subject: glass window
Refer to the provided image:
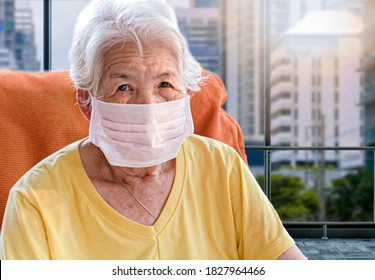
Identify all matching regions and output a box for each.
[269,149,374,223]
[0,0,42,70]
[270,1,363,151]
[267,0,375,227]
[51,0,89,70]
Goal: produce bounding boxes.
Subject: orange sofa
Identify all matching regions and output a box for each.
[0,69,246,228]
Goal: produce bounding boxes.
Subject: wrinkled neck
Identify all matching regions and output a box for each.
[103,154,176,188]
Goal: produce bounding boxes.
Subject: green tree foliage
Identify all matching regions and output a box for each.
[327,169,374,221]
[256,174,320,221]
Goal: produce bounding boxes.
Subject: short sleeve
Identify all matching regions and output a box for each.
[0,187,50,260]
[229,155,295,260]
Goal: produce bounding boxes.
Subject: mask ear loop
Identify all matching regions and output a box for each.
[84,90,94,108]
[88,90,95,100]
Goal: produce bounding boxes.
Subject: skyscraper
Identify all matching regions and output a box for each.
[175,5,222,77]
[0,0,16,70]
[361,0,375,169]
[223,0,263,142]
[0,47,16,69]
[0,0,38,70]
[224,0,326,142]
[323,0,365,16]
[270,0,323,44]
[191,0,219,7]
[14,4,38,70]
[270,11,363,170]
[0,0,15,50]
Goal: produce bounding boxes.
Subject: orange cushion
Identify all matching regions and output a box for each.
[191,70,247,163]
[0,69,246,227]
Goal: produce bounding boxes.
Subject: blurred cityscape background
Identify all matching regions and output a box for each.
[1,0,375,223]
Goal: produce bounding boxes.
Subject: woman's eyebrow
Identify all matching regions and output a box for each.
[109,73,133,79]
[108,71,179,80]
[156,71,179,79]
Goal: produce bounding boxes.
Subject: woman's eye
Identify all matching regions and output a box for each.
[160,82,171,88]
[118,84,130,91]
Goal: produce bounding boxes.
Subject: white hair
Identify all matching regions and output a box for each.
[69,0,205,101]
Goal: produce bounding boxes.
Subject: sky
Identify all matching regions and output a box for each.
[29,0,190,70]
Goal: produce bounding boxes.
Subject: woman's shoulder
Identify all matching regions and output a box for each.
[186,134,239,151]
[11,139,85,195]
[183,134,241,163]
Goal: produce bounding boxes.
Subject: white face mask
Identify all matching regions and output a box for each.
[89,96,194,168]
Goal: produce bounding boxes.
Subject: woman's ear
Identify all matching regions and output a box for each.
[76,89,92,121]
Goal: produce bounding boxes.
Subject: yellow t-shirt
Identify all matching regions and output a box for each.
[0,135,294,259]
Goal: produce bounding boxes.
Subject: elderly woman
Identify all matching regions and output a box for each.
[0,0,305,260]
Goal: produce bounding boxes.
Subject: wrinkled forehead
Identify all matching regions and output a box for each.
[104,39,178,61]
[94,41,184,93]
[101,40,180,74]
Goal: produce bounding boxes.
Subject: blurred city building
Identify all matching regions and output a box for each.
[270,0,323,46]
[14,3,39,71]
[322,0,365,16]
[0,0,15,50]
[0,47,16,69]
[270,11,363,170]
[361,0,375,170]
[224,0,328,143]
[175,6,222,77]
[191,0,219,8]
[222,0,263,142]
[0,0,38,70]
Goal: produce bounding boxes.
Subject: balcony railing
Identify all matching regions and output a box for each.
[245,145,375,238]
